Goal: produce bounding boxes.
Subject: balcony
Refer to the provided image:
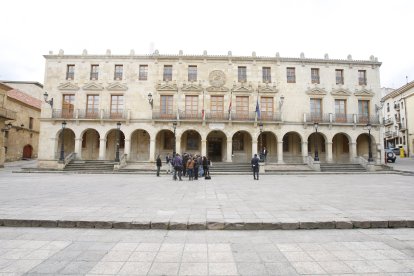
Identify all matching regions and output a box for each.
[305,113,330,123]
[385,131,398,138]
[78,109,100,119]
[52,109,127,120]
[231,111,256,121]
[332,114,353,124]
[0,106,17,120]
[356,115,380,124]
[205,112,230,121]
[260,112,282,122]
[383,118,393,126]
[179,110,203,120]
[52,109,75,119]
[398,122,407,131]
[152,111,177,120]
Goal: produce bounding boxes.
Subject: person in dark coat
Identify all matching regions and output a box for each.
[202,156,209,177]
[173,154,183,181]
[156,155,162,177]
[251,153,260,180]
[193,157,199,180]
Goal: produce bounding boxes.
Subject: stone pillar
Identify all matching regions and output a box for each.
[349,142,357,162]
[175,135,181,156]
[226,140,232,162]
[149,139,156,162]
[326,141,333,163]
[301,141,308,163]
[201,139,207,157]
[74,138,82,160]
[277,141,283,164]
[252,141,258,156]
[99,139,106,160]
[124,139,131,160]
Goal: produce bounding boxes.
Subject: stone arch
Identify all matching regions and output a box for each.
[79,128,100,160]
[356,132,377,160]
[155,129,175,159]
[231,130,252,162]
[282,131,302,163]
[56,128,75,159]
[130,129,150,161]
[180,129,202,155]
[105,128,125,160]
[307,131,327,162]
[332,132,352,163]
[206,130,227,162]
[257,131,278,162]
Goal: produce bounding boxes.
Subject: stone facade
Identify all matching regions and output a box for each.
[381,81,414,157]
[39,50,383,168]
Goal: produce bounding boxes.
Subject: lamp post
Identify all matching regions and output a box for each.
[367,123,373,162]
[43,91,54,108]
[59,121,67,162]
[115,121,121,162]
[172,121,177,157]
[314,122,319,161]
[147,92,153,109]
[259,122,263,161]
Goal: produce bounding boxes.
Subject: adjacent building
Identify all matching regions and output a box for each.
[381,81,414,157]
[38,50,383,169]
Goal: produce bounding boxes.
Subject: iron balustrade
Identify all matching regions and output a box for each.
[152,111,176,120]
[356,114,379,124]
[178,110,202,120]
[332,114,353,123]
[52,109,75,119]
[103,110,126,119]
[231,111,256,121]
[78,109,100,119]
[205,112,230,121]
[306,113,330,123]
[260,112,282,122]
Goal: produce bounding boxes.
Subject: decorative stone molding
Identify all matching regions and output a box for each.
[182,82,203,92]
[209,70,226,88]
[306,87,327,96]
[231,82,253,93]
[206,86,229,92]
[156,81,178,92]
[57,82,80,91]
[354,89,374,97]
[258,82,278,93]
[83,82,104,91]
[331,88,351,97]
[106,82,128,91]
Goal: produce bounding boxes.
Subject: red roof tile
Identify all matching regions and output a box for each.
[7,89,42,109]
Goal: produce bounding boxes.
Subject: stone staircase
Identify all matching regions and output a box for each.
[320,163,366,172]
[64,160,115,172]
[209,162,253,174]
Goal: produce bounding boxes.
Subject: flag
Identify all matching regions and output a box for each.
[201,109,205,119]
[256,98,261,119]
[228,98,232,114]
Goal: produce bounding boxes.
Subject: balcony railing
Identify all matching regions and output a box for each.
[205,112,230,121]
[260,112,282,122]
[0,107,17,120]
[305,113,330,123]
[52,109,75,119]
[231,111,256,121]
[383,118,393,125]
[356,115,379,124]
[78,109,100,119]
[152,111,176,120]
[103,110,126,119]
[385,131,398,138]
[179,110,203,120]
[332,114,353,123]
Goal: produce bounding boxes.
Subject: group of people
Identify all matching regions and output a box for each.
[156,153,211,181]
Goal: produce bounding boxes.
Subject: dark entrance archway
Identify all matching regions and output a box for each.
[22,144,33,159]
[207,130,227,162]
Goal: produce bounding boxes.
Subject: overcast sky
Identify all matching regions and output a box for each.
[0,0,412,89]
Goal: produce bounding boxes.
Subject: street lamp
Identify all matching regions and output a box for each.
[43,91,54,108]
[313,122,319,161]
[259,122,263,161]
[115,122,121,162]
[59,121,67,162]
[172,121,177,157]
[366,123,373,162]
[147,92,153,109]
[279,95,285,108]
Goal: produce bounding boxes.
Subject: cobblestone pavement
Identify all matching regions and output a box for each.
[0,227,413,275]
[0,171,413,225]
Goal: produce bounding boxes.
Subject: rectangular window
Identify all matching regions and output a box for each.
[210,96,224,119]
[139,65,148,80]
[335,69,344,84]
[66,65,75,80]
[358,100,369,123]
[29,117,34,130]
[62,94,75,118]
[86,95,99,118]
[160,95,173,118]
[262,67,271,83]
[334,99,347,122]
[236,96,249,119]
[188,65,197,82]
[163,65,172,81]
[238,66,247,82]
[387,102,390,112]
[311,68,320,84]
[114,65,123,80]
[358,70,367,85]
[90,65,99,80]
[287,67,296,83]
[110,95,124,118]
[310,98,322,121]
[185,95,198,118]
[260,97,273,120]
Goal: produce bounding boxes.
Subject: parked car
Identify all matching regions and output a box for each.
[387,147,401,155]
[385,149,396,163]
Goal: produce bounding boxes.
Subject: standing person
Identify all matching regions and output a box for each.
[263,147,268,162]
[186,157,195,180]
[251,153,260,180]
[202,156,209,177]
[182,153,188,177]
[173,153,183,181]
[193,157,199,180]
[165,153,171,174]
[156,155,162,177]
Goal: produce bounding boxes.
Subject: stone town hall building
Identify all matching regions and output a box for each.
[38,49,383,169]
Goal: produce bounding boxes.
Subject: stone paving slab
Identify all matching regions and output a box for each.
[0,227,413,275]
[1,172,414,230]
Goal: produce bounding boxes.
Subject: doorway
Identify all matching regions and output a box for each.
[22,145,33,159]
[208,138,222,161]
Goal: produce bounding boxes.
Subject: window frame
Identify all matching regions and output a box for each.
[66,65,75,80]
[311,68,320,84]
[335,69,344,85]
[139,65,148,81]
[238,66,247,83]
[114,65,123,80]
[110,94,124,118]
[188,65,197,82]
[163,65,173,82]
[287,67,296,83]
[358,70,367,85]
[90,64,99,80]
[262,67,271,83]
